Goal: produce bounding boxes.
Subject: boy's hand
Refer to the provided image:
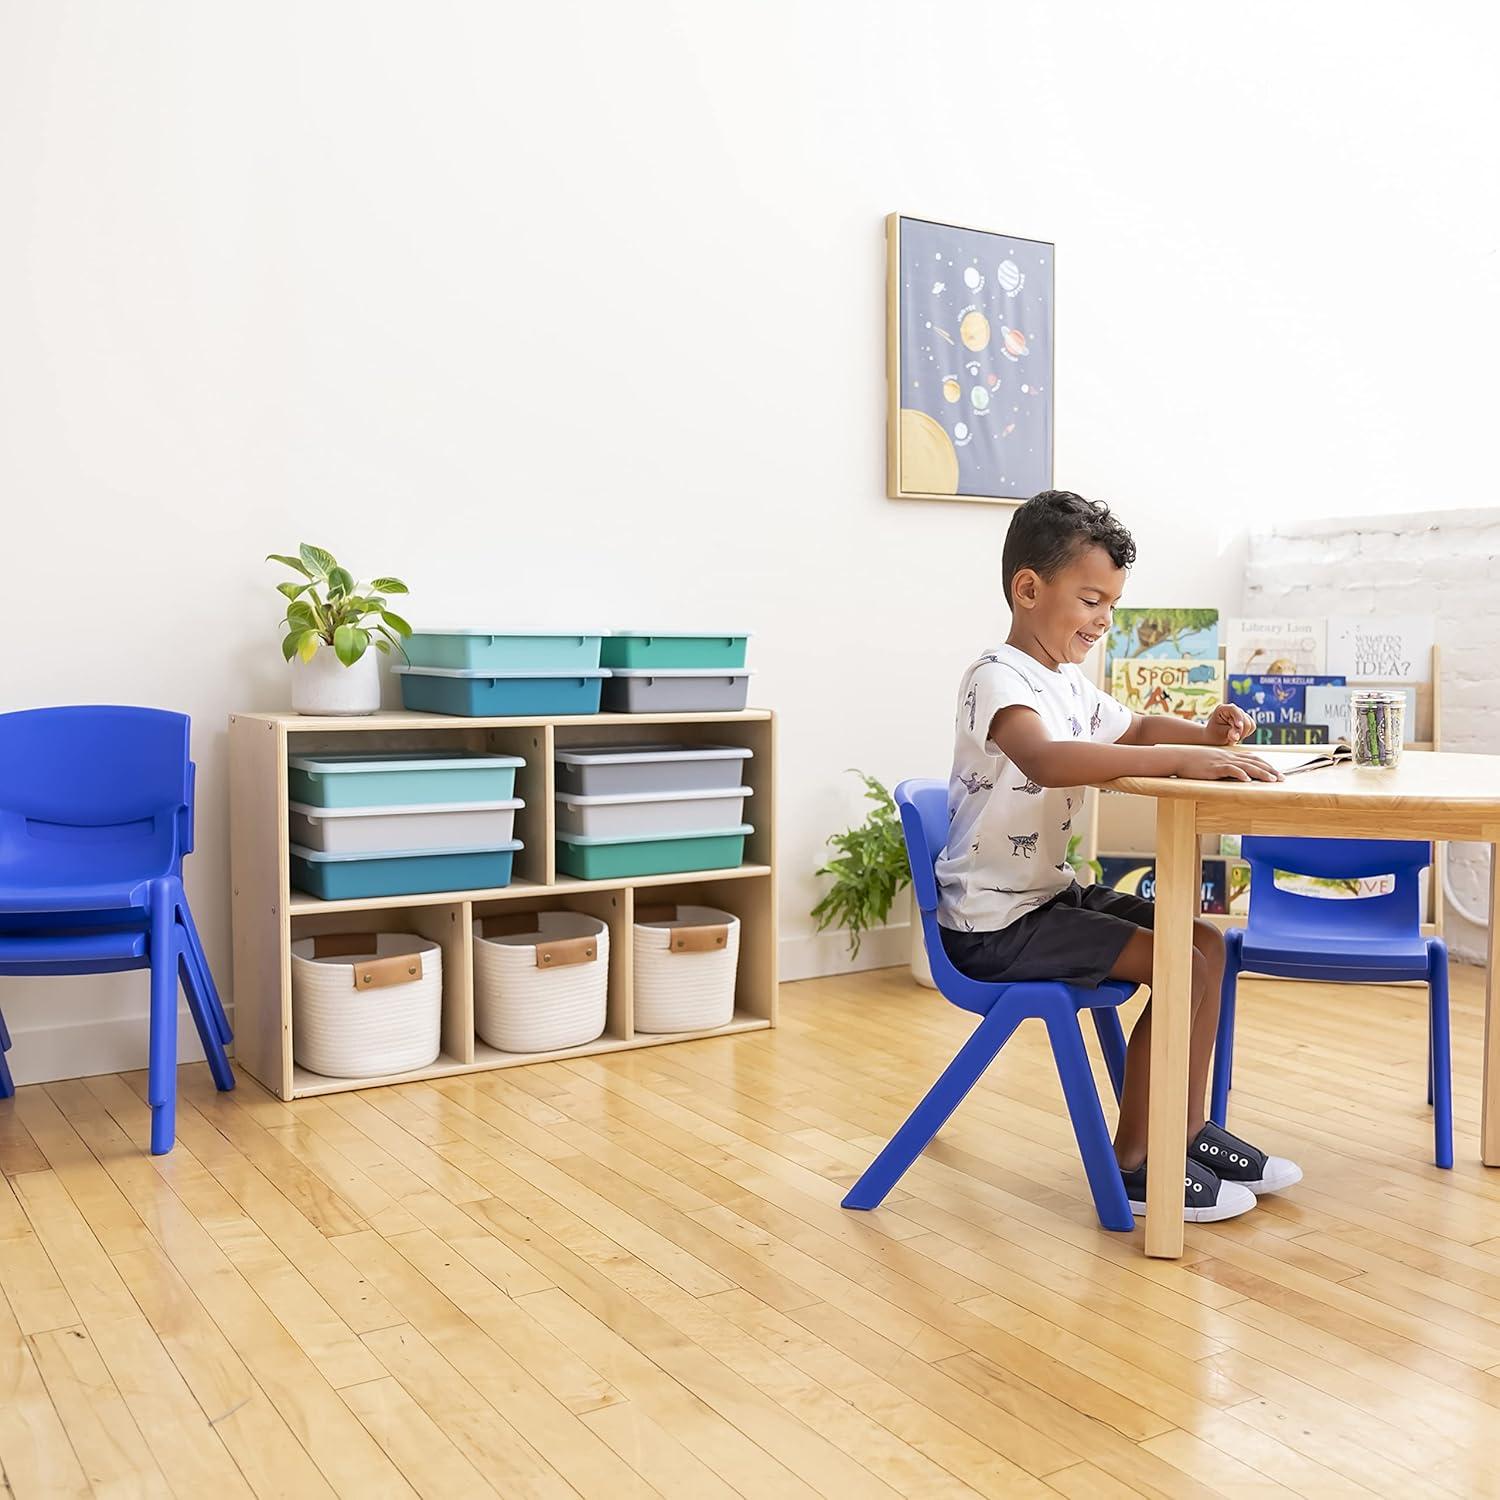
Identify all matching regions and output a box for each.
[1172,745,1284,782]
[1206,703,1257,746]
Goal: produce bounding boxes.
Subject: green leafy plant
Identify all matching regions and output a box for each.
[1067,833,1102,885]
[268,544,413,667]
[811,771,910,959]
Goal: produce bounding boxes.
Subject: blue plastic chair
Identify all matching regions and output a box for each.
[843,779,1137,1231]
[0,706,235,1153]
[1212,836,1451,1169]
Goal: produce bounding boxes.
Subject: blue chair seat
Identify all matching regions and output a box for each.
[842,779,1136,1232]
[0,706,235,1149]
[1213,835,1451,1168]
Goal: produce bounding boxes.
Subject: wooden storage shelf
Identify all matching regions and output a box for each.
[229,707,777,1100]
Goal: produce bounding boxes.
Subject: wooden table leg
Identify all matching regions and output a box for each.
[1146,797,1198,1257]
[1483,835,1500,1166]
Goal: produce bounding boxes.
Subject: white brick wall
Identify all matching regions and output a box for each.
[1245,506,1500,964]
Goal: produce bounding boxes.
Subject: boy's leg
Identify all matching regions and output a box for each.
[1107,920,1225,1168]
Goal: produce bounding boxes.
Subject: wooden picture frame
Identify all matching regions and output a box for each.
[886,212,1055,504]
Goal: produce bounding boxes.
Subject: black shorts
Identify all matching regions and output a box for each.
[939,883,1155,990]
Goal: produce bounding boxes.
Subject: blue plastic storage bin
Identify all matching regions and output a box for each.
[287,752,523,809]
[403,630,605,673]
[394,667,609,717]
[289,839,524,899]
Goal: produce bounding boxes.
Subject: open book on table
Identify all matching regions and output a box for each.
[1249,742,1353,775]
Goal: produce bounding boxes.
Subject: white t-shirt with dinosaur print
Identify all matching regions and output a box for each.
[936,644,1132,933]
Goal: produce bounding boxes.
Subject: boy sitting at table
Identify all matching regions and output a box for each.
[937,490,1303,1223]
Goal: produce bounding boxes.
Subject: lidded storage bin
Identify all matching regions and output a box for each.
[601,669,749,715]
[472,911,609,1053]
[601,632,748,671]
[554,743,752,796]
[393,666,610,718]
[632,903,740,1033]
[288,751,523,808]
[554,785,752,840]
[403,630,604,673]
[291,933,442,1078]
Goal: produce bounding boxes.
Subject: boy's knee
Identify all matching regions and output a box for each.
[1192,918,1225,960]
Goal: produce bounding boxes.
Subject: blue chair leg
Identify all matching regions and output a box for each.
[1210,935,1241,1129]
[1043,1004,1134,1232]
[0,1005,13,1099]
[175,897,232,1047]
[843,1001,1023,1210]
[147,882,179,1155]
[178,933,235,1093]
[1429,943,1453,1170]
[1090,1006,1127,1103]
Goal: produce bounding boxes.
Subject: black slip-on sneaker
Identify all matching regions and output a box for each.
[1192,1120,1302,1195]
[1120,1156,1257,1223]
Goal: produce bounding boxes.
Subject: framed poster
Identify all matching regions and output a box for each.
[887,213,1054,504]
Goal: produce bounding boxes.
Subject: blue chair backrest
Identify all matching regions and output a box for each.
[895,777,1002,1015]
[0,706,194,868]
[1241,835,1428,939]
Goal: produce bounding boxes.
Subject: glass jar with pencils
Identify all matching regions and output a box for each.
[1349,689,1405,769]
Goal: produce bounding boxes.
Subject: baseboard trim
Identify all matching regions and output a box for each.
[778,924,910,982]
[5,1005,235,1090]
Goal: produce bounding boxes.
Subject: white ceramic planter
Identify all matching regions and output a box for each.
[290,646,381,716]
[908,887,936,989]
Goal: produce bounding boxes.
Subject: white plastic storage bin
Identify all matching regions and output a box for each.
[554,743,752,796]
[472,911,609,1053]
[288,798,524,854]
[632,903,740,1033]
[291,933,442,1078]
[554,785,752,840]
[601,669,750,714]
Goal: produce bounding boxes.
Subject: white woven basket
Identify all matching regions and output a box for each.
[291,932,442,1078]
[632,903,739,1033]
[473,911,608,1053]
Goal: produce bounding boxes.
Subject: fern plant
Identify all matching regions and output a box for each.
[811,771,911,959]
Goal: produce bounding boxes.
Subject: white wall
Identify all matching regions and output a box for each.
[2,2,1496,1080]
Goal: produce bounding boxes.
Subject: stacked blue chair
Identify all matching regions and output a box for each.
[843,778,1137,1231]
[0,706,234,1153]
[1213,836,1451,1169]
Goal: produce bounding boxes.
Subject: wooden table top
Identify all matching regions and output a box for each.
[1106,750,1500,816]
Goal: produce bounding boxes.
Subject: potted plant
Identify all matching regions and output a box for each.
[269,544,413,716]
[811,771,931,982]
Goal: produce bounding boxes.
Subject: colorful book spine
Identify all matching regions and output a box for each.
[1227,674,1345,726]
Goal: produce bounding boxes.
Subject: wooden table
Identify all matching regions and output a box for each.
[1106,751,1500,1258]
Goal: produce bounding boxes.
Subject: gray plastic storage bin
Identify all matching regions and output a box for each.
[288,799,524,854]
[554,786,752,840]
[601,670,750,714]
[554,743,753,796]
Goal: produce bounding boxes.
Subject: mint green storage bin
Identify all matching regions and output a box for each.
[288,752,523,809]
[404,630,604,672]
[289,839,523,899]
[600,632,748,670]
[555,825,751,881]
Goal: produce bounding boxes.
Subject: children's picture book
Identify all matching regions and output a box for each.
[1111,658,1224,720]
[1228,860,1250,916]
[1248,722,1330,746]
[1104,608,1218,673]
[1253,744,1353,775]
[1227,673,1346,726]
[1326,615,1435,682]
[1226,617,1327,675]
[1099,855,1228,915]
[1304,683,1418,744]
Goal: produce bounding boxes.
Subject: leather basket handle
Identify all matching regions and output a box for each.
[311,933,372,959]
[634,902,679,924]
[667,924,730,955]
[481,912,542,940]
[352,952,424,990]
[535,935,599,969]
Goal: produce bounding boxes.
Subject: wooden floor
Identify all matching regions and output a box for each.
[3,966,1500,1499]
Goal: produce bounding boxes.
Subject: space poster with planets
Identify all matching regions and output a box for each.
[887,214,1053,503]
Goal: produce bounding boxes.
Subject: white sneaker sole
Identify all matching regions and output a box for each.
[1127,1178,1257,1224]
[1242,1157,1303,1195]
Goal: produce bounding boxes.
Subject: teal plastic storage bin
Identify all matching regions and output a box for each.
[601,632,748,670]
[289,839,523,899]
[394,666,609,717]
[555,825,751,881]
[288,752,524,809]
[404,630,604,673]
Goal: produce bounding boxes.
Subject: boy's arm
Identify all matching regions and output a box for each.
[991,705,1280,787]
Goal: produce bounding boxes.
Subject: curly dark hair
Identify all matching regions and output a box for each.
[1001,490,1136,609]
